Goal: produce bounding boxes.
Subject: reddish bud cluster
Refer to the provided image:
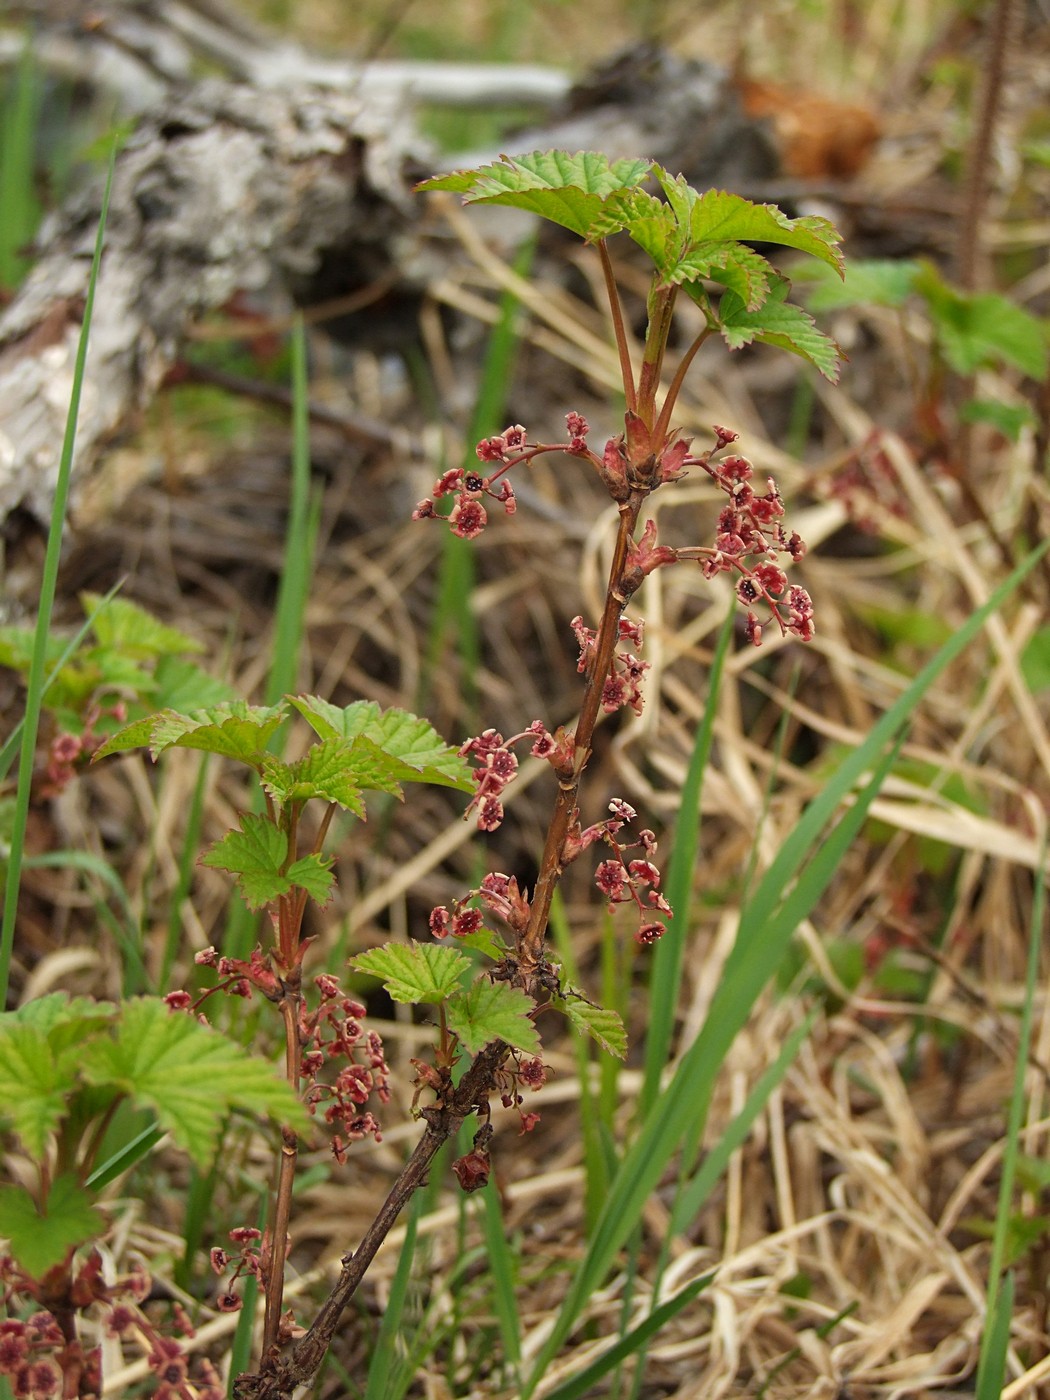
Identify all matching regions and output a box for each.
[412,427,530,538]
[0,1253,223,1400]
[564,800,671,945]
[298,977,390,1163]
[39,700,127,797]
[457,723,571,832]
[210,1227,265,1313]
[431,870,531,942]
[571,615,649,715]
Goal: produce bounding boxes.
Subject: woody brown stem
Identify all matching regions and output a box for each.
[262,979,302,1354]
[598,240,638,415]
[518,490,646,971]
[234,1041,509,1399]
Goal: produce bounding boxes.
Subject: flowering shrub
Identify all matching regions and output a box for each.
[0,150,842,1399]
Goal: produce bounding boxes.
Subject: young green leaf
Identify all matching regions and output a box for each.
[446,981,540,1055]
[260,741,370,815]
[555,995,627,1060]
[652,173,844,276]
[82,592,205,658]
[715,278,841,381]
[416,150,654,241]
[0,1021,77,1160]
[95,701,287,762]
[151,655,240,713]
[288,696,472,791]
[201,813,334,911]
[798,256,919,311]
[451,926,510,962]
[81,998,309,1165]
[914,265,1049,379]
[0,1175,105,1280]
[351,943,470,1004]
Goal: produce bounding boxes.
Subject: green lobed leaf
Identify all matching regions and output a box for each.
[446,980,541,1055]
[798,256,919,311]
[351,943,470,1004]
[960,399,1036,442]
[81,998,308,1165]
[555,994,627,1060]
[82,592,205,657]
[92,714,158,758]
[0,1175,105,1280]
[151,654,239,713]
[914,264,1049,379]
[95,701,287,763]
[200,813,333,910]
[288,696,472,791]
[652,172,844,275]
[677,243,773,310]
[0,1022,75,1160]
[260,740,369,815]
[716,279,842,381]
[285,853,335,907]
[416,150,654,240]
[148,702,287,761]
[451,926,510,962]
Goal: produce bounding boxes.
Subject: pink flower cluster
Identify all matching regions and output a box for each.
[571,615,649,715]
[413,417,814,647]
[456,722,569,833]
[567,798,672,945]
[299,976,390,1163]
[696,430,814,645]
[210,1225,265,1313]
[412,425,529,539]
[0,1252,223,1400]
[430,870,531,942]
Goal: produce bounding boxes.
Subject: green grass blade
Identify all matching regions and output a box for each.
[364,1196,422,1400]
[421,235,534,715]
[265,314,318,706]
[228,1194,268,1394]
[673,1011,815,1227]
[482,1176,523,1373]
[524,739,900,1394]
[550,892,611,1228]
[23,849,150,994]
[640,605,733,1119]
[722,544,1046,984]
[977,1270,1015,1400]
[85,1123,166,1191]
[0,42,43,292]
[976,834,1045,1397]
[0,148,116,1005]
[541,1272,714,1400]
[160,753,211,989]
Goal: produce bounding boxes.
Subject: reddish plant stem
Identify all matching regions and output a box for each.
[518,489,646,974]
[636,282,677,429]
[262,972,303,1354]
[234,1041,509,1399]
[598,240,638,415]
[652,327,713,448]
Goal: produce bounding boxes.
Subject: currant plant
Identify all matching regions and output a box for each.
[224,151,844,1399]
[2,149,846,1400]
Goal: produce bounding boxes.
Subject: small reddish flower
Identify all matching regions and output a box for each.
[636,921,666,945]
[449,497,487,540]
[452,1147,491,1193]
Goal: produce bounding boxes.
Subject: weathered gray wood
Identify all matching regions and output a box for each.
[0,78,424,522]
